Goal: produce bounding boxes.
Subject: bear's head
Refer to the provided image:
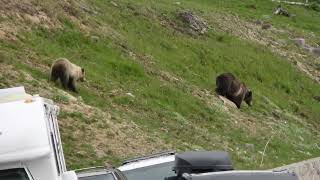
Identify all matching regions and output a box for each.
[244,90,253,106]
[79,68,85,82]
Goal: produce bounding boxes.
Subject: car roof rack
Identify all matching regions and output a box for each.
[122,151,175,165]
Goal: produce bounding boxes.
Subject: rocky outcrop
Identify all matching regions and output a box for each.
[177,10,208,35]
[273,157,320,180]
[292,38,320,57]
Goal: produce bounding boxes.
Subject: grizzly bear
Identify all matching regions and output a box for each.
[216,73,252,108]
[50,58,85,93]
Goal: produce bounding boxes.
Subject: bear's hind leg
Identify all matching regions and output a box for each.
[61,75,69,90]
[216,88,227,96]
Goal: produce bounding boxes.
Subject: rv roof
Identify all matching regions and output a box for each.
[0,88,50,164]
[0,87,33,104]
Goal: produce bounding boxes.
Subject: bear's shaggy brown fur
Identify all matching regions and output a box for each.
[50,58,85,93]
[216,73,252,108]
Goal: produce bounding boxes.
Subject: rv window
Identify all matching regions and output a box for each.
[0,168,30,180]
[51,132,61,175]
[49,112,64,175]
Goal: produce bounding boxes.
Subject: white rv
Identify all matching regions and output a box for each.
[0,87,77,180]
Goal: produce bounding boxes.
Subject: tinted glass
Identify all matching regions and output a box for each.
[0,168,30,180]
[78,173,115,180]
[122,162,175,180]
[189,173,299,180]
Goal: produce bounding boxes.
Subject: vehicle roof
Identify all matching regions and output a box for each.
[0,87,33,104]
[183,170,298,180]
[0,87,51,164]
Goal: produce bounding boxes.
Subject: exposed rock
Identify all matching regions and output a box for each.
[274,5,291,17]
[110,1,118,7]
[273,157,320,180]
[310,47,320,57]
[292,38,320,57]
[90,35,99,42]
[126,92,135,98]
[292,38,306,48]
[254,19,263,25]
[177,10,208,35]
[262,23,272,30]
[245,143,255,151]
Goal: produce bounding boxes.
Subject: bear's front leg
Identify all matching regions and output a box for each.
[68,78,78,93]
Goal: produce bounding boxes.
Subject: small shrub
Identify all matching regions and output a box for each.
[217,36,224,42]
[53,94,69,103]
[309,1,320,12]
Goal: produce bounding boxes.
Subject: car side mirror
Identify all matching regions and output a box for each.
[62,171,78,180]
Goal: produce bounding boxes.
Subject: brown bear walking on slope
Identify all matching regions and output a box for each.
[216,73,252,108]
[50,58,85,93]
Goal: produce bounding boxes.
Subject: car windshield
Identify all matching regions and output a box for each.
[122,161,175,180]
[0,168,30,180]
[78,173,115,180]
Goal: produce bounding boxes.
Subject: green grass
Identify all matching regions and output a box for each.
[0,0,319,170]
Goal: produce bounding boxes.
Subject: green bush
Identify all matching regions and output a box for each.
[309,0,320,12]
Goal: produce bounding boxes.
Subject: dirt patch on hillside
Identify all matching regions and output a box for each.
[0,0,56,26]
[59,100,168,159]
[0,0,55,41]
[0,0,96,40]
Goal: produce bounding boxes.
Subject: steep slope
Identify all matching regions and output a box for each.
[0,0,319,170]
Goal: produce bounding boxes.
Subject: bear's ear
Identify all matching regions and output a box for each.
[248,90,252,97]
[81,68,85,73]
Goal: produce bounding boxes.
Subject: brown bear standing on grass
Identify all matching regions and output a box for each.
[50,58,85,93]
[216,73,252,108]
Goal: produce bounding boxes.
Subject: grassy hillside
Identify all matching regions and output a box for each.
[0,0,319,170]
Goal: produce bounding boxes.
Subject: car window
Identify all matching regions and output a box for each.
[0,168,30,180]
[114,169,128,180]
[122,162,175,180]
[78,173,115,180]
